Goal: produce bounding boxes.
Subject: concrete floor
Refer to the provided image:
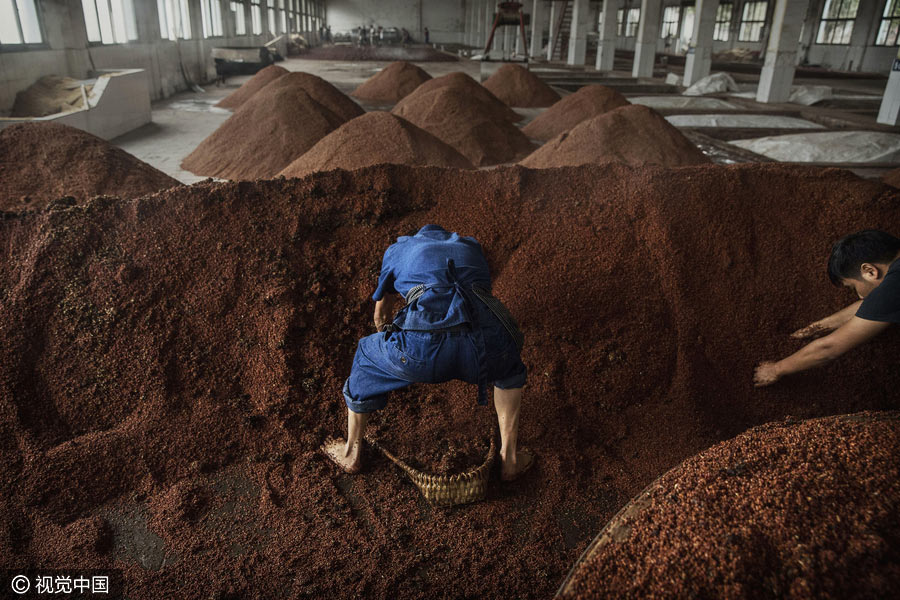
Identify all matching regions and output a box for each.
[113,53,899,185]
[114,56,483,185]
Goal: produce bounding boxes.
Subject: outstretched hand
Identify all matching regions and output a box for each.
[753,362,781,387]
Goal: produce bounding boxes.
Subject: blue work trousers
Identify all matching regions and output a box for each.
[343,315,526,413]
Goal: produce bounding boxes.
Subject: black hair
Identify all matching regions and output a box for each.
[827,230,900,286]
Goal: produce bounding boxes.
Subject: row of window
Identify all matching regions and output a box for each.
[603,0,900,46]
[0,0,324,47]
[4,0,900,49]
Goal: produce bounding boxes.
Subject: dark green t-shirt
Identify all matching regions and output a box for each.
[856,259,900,323]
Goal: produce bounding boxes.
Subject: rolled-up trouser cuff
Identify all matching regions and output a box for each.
[343,378,388,414]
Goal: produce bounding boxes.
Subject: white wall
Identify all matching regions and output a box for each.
[326,0,465,44]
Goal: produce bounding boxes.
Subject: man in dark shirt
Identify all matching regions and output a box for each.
[755,230,900,387]
[321,225,533,481]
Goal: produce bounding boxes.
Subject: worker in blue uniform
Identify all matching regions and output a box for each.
[321,224,535,481]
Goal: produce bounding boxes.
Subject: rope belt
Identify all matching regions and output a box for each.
[397,261,524,406]
[404,283,523,351]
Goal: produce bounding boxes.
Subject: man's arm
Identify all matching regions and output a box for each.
[373,295,398,331]
[791,300,863,339]
[755,316,890,387]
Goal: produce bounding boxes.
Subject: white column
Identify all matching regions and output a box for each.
[516,24,524,55]
[632,0,662,78]
[567,0,589,65]
[683,0,719,86]
[546,1,558,60]
[503,25,511,55]
[878,50,900,125]
[756,0,809,103]
[596,0,619,71]
[530,0,545,58]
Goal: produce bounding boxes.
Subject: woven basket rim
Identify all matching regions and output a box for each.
[366,431,497,482]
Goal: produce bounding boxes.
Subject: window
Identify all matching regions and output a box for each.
[713,2,732,41]
[267,0,276,33]
[279,0,287,33]
[200,0,223,37]
[251,0,262,34]
[0,0,42,44]
[230,1,246,35]
[82,0,137,44]
[738,1,767,42]
[816,0,858,45]
[158,0,191,39]
[876,0,900,46]
[661,6,680,38]
[617,7,640,37]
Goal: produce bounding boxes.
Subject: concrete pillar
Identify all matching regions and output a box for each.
[756,0,809,103]
[477,0,485,48]
[683,0,718,86]
[464,0,471,45]
[189,0,204,39]
[529,0,544,58]
[632,0,661,78]
[135,0,161,40]
[486,0,495,51]
[567,0,589,65]
[846,0,879,72]
[878,50,900,125]
[546,1,558,60]
[596,0,619,71]
[515,23,523,55]
[477,1,484,46]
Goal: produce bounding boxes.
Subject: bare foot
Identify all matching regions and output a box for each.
[320,436,361,474]
[501,449,535,482]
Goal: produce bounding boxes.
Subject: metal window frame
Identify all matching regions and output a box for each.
[200,0,224,38]
[815,0,857,45]
[660,5,680,39]
[737,0,767,42]
[0,0,49,49]
[713,2,733,42]
[85,0,137,46]
[876,0,900,46]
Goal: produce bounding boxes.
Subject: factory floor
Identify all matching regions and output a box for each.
[114,53,898,185]
[114,57,482,185]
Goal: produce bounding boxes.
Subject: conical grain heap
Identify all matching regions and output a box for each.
[0,122,179,211]
[182,84,346,180]
[482,63,560,107]
[263,71,364,122]
[520,104,709,168]
[279,112,474,177]
[522,85,631,141]
[392,86,533,166]
[403,71,522,122]
[351,61,432,104]
[215,64,288,110]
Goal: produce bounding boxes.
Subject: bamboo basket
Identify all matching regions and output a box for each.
[366,433,497,507]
